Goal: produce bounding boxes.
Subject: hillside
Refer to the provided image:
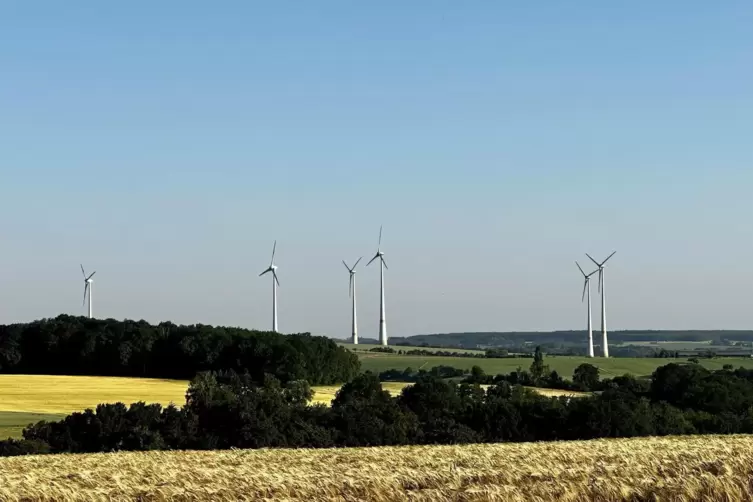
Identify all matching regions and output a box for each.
[357,330,753,354]
[0,435,750,501]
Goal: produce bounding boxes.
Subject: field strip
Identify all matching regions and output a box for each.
[0,435,751,501]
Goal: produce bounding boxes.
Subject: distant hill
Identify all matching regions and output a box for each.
[357,330,753,351]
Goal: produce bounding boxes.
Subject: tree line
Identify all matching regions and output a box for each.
[6,361,753,455]
[0,315,360,384]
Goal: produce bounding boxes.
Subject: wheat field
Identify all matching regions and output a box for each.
[0,435,752,501]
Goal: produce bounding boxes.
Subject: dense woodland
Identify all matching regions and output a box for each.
[0,315,359,384]
[5,361,753,456]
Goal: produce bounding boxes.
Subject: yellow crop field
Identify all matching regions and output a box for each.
[0,375,585,415]
[0,375,188,414]
[311,381,411,404]
[0,435,752,500]
[522,386,591,398]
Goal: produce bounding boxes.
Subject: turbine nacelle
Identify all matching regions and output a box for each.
[343,257,363,297]
[259,241,280,285]
[366,225,389,269]
[80,264,96,313]
[586,251,616,292]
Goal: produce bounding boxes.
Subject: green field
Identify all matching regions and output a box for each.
[338,342,485,355]
[357,353,753,378]
[0,411,65,439]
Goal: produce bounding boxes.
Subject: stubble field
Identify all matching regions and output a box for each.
[1,435,752,501]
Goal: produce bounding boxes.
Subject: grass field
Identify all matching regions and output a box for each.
[357,353,753,377]
[0,412,66,440]
[1,435,752,500]
[338,342,485,354]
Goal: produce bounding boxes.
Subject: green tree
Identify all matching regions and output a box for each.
[529,346,549,385]
[573,363,600,391]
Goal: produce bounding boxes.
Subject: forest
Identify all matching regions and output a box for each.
[5,361,753,456]
[0,315,360,384]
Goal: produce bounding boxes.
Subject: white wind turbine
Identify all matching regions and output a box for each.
[259,241,280,332]
[586,251,616,358]
[367,226,389,346]
[80,264,96,319]
[576,262,599,358]
[343,257,363,344]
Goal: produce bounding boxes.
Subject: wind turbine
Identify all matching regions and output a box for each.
[80,264,96,319]
[586,251,616,358]
[259,241,280,332]
[367,226,388,346]
[343,257,362,344]
[576,262,598,358]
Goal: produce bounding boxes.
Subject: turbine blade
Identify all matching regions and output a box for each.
[582,279,587,302]
[80,264,86,278]
[576,261,585,276]
[87,271,96,280]
[598,269,603,293]
[273,270,280,287]
[259,268,271,277]
[342,260,351,271]
[353,256,363,269]
[349,275,353,297]
[270,240,277,264]
[378,225,383,247]
[82,283,89,306]
[585,253,600,267]
[381,256,388,270]
[366,253,380,266]
[601,251,616,266]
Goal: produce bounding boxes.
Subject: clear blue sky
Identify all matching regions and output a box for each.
[2,2,752,337]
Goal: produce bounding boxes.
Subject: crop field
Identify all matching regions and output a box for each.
[0,375,188,439]
[357,352,753,377]
[311,381,411,404]
[0,375,587,437]
[0,375,187,414]
[1,435,752,500]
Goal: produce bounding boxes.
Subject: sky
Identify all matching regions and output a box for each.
[1,2,753,337]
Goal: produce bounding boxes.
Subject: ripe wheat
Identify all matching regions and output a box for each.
[0,435,752,501]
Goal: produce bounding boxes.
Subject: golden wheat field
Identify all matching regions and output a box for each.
[0,435,752,501]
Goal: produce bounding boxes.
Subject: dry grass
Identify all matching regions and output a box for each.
[1,435,752,500]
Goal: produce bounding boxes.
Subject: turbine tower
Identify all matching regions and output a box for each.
[576,262,598,358]
[343,257,362,344]
[367,226,388,346]
[259,241,280,332]
[586,251,616,358]
[80,265,96,319]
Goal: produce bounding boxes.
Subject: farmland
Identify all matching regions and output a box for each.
[0,375,188,439]
[0,374,589,437]
[338,342,486,355]
[356,352,753,377]
[0,435,752,500]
